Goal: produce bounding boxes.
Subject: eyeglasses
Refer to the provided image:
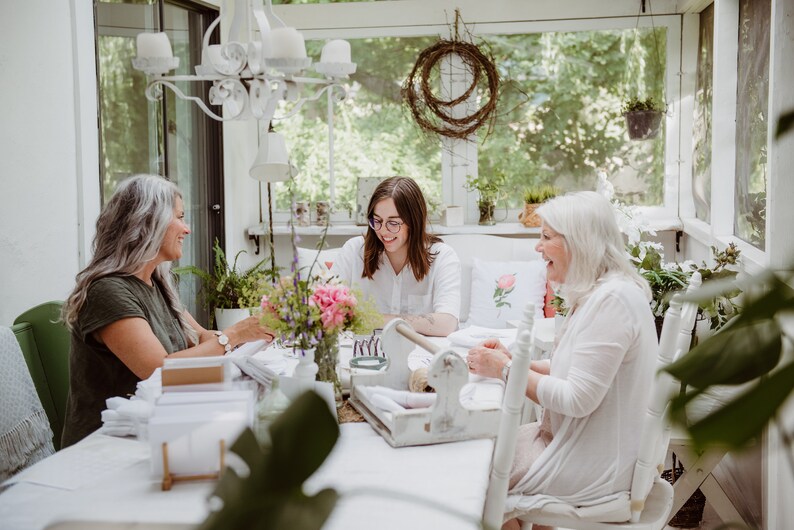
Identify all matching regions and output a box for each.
[368,217,404,233]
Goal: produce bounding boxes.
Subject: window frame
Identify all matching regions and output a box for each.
[263,5,684,226]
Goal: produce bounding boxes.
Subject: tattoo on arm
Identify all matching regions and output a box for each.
[399,313,436,325]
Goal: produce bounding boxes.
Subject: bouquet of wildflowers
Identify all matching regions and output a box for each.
[258,269,381,389]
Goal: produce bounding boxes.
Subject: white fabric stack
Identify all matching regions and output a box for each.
[447,326,517,349]
[99,396,153,438]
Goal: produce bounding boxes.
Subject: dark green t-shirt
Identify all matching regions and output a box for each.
[61,275,188,447]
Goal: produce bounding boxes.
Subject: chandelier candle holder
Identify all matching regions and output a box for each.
[132,0,356,127]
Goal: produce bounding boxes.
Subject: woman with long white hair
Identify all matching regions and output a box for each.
[467,191,656,529]
[61,175,274,447]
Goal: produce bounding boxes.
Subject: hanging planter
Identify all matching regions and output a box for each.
[622,97,664,140]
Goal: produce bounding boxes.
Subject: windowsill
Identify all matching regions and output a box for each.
[247,217,683,237]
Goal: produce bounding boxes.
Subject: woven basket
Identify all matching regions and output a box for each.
[519,203,542,227]
[662,453,706,528]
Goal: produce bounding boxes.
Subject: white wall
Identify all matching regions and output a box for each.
[0,0,98,326]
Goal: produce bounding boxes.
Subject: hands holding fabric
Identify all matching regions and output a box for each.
[467,338,511,380]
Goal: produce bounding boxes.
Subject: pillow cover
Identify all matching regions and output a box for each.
[295,247,340,277]
[467,258,546,328]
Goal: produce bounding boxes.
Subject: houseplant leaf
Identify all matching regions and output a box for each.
[680,360,794,450]
[199,391,340,530]
[663,319,782,388]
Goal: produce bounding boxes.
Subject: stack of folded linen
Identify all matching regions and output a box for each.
[100,396,154,438]
[231,355,288,388]
[447,326,517,349]
[358,379,504,416]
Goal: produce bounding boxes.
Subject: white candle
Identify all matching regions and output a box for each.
[136,32,173,59]
[320,39,351,63]
[267,27,307,59]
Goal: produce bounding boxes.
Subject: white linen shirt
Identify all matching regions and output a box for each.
[332,236,461,320]
[505,274,657,515]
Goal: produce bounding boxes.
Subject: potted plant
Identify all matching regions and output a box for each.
[465,174,503,226]
[622,96,664,140]
[518,185,560,227]
[175,239,269,329]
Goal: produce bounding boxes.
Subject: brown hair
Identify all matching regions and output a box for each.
[363,176,441,281]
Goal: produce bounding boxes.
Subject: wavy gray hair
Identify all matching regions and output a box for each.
[63,175,197,344]
[537,191,651,309]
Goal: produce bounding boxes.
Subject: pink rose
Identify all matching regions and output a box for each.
[497,274,516,290]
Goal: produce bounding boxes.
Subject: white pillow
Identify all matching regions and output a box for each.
[467,258,546,328]
[295,247,340,278]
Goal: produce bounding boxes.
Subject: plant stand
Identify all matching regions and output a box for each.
[625,110,663,140]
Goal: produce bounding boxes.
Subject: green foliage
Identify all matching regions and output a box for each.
[621,96,664,114]
[465,174,504,205]
[523,185,560,204]
[663,271,794,452]
[174,239,269,315]
[629,242,742,330]
[199,391,340,530]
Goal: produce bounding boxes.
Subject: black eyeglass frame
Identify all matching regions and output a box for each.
[368,217,404,234]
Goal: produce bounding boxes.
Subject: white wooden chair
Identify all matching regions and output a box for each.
[483,303,536,529]
[481,281,710,530]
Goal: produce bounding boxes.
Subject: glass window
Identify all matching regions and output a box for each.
[274,36,442,216]
[279,27,667,215]
[692,3,714,223]
[481,27,667,208]
[734,0,770,249]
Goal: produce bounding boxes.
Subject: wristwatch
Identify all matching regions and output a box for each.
[214,331,232,353]
[501,360,512,382]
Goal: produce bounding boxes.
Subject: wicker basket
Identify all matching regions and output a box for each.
[662,453,706,528]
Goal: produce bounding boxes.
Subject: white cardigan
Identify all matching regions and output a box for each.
[506,275,657,514]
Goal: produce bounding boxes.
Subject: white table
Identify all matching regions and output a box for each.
[0,424,493,530]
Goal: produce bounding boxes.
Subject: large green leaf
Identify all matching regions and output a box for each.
[664,319,782,387]
[199,391,340,530]
[679,361,794,450]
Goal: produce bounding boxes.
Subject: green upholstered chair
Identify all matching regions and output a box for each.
[12,301,70,450]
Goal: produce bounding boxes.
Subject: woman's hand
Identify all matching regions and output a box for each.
[467,345,511,380]
[476,338,511,357]
[224,316,276,347]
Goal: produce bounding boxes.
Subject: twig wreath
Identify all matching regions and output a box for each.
[402,14,500,140]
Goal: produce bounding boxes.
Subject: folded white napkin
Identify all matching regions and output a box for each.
[359,381,504,414]
[99,396,154,438]
[447,326,517,349]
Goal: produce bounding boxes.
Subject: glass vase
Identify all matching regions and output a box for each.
[315,333,342,404]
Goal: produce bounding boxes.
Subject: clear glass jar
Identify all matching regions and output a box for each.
[253,377,290,446]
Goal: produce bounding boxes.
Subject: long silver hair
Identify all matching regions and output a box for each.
[63,175,197,345]
[537,191,651,308]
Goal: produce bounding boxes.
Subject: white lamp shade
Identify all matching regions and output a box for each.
[320,39,351,64]
[249,132,298,182]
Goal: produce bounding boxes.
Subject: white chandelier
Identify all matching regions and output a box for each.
[131,0,356,126]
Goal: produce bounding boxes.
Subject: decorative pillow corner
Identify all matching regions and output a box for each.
[295,247,340,277]
[467,258,547,328]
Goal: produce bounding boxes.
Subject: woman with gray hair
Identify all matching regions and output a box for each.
[61,175,274,447]
[467,191,657,529]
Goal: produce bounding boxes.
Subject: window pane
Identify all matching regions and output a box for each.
[480,27,666,207]
[692,3,714,223]
[275,36,442,216]
[734,0,769,249]
[97,2,162,200]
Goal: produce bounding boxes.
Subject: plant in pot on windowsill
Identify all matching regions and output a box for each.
[175,239,270,329]
[622,96,665,140]
[465,174,504,226]
[518,185,560,228]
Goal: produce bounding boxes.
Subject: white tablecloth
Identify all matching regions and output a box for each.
[0,424,493,530]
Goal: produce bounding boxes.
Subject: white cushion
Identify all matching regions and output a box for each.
[295,247,340,277]
[467,258,546,328]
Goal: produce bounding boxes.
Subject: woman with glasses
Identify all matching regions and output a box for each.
[332,176,461,336]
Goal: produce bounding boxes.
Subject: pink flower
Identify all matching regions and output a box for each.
[497,274,516,290]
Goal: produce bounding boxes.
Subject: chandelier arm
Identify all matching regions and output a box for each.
[145,79,245,122]
[272,83,347,121]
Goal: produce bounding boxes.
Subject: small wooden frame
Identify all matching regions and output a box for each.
[161,439,225,491]
[349,319,503,447]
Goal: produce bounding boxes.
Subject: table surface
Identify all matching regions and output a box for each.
[0,326,536,529]
[0,423,493,530]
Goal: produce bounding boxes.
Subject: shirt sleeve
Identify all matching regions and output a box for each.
[536,290,637,418]
[430,243,461,320]
[331,236,362,285]
[77,278,147,342]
